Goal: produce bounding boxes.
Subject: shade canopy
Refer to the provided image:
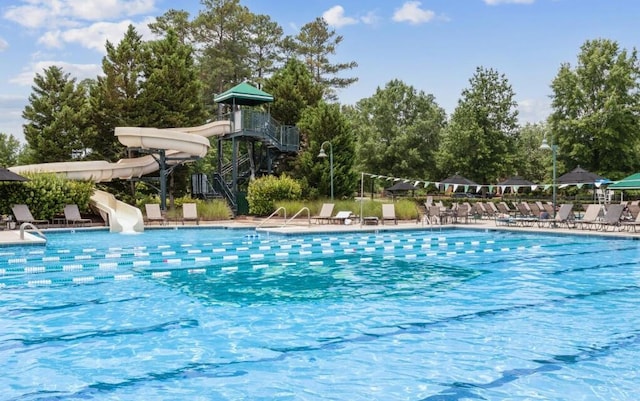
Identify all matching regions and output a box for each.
[440,174,478,186]
[0,168,28,182]
[385,181,417,193]
[213,82,274,106]
[497,176,535,187]
[557,166,605,184]
[608,173,640,190]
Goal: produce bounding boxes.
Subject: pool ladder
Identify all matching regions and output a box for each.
[256,207,311,228]
[20,222,46,241]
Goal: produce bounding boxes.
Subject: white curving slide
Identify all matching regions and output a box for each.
[10,120,231,233]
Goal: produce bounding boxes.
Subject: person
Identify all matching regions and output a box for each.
[540,210,550,220]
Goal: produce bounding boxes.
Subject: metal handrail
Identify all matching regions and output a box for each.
[283,207,310,227]
[256,207,287,229]
[20,222,46,240]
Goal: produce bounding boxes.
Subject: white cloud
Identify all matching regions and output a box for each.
[393,1,435,25]
[9,61,102,86]
[0,37,8,51]
[323,6,358,28]
[484,0,535,5]
[361,11,381,25]
[3,0,156,28]
[518,98,551,123]
[36,17,156,53]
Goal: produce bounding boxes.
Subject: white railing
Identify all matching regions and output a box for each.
[256,207,287,229]
[20,222,46,241]
[283,207,310,227]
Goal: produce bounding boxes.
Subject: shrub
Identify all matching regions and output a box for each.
[248,174,302,216]
[0,173,95,220]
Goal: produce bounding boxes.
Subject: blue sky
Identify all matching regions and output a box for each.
[1,0,639,144]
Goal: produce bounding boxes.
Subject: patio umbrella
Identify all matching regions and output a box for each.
[557,166,605,185]
[497,176,535,195]
[439,174,479,193]
[385,181,417,198]
[0,167,29,182]
[440,174,478,186]
[608,173,640,190]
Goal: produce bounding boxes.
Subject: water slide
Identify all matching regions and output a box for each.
[10,120,231,232]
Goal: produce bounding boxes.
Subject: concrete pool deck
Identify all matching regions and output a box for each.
[2,216,640,246]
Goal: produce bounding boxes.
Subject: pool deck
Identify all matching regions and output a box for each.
[2,217,639,246]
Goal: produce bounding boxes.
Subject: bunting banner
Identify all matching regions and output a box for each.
[361,172,610,194]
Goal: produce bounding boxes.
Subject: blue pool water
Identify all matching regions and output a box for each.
[1,227,639,400]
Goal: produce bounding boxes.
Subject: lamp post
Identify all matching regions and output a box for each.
[317,141,334,200]
[540,137,557,218]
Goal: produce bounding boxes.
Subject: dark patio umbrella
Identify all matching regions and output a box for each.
[557,166,605,185]
[0,168,28,182]
[385,181,417,198]
[385,181,417,192]
[440,174,478,186]
[497,176,535,187]
[439,174,479,194]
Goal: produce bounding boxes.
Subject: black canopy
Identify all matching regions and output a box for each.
[440,174,478,186]
[0,168,28,182]
[386,181,418,192]
[557,166,605,184]
[497,176,534,187]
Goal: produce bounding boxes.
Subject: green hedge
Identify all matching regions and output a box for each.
[0,173,94,220]
[247,174,302,216]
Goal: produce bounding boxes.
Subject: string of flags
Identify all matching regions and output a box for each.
[363,173,609,194]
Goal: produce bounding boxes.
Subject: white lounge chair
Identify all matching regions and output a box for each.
[313,203,335,224]
[181,203,199,225]
[11,204,49,227]
[331,210,353,224]
[63,204,92,226]
[382,204,397,225]
[144,204,166,225]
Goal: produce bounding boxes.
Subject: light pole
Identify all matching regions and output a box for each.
[317,141,334,200]
[540,137,557,218]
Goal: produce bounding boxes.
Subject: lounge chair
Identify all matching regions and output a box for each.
[576,204,603,230]
[538,203,574,228]
[621,209,640,232]
[453,204,469,224]
[144,203,166,225]
[382,204,397,225]
[181,203,199,225]
[312,203,335,224]
[11,204,49,227]
[63,204,92,227]
[331,211,354,225]
[599,204,624,231]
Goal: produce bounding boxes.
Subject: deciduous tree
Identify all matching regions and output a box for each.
[549,39,640,179]
[437,67,518,184]
[351,79,446,181]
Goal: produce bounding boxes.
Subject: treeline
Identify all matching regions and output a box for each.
[2,0,640,199]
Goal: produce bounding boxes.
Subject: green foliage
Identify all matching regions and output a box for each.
[0,133,23,167]
[22,66,94,163]
[293,102,358,199]
[0,173,94,219]
[292,17,358,100]
[549,38,640,177]
[247,174,302,216]
[193,0,253,102]
[437,66,519,184]
[139,29,206,127]
[88,24,146,162]
[351,79,446,180]
[263,58,323,126]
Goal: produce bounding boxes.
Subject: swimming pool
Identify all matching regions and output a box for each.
[1,227,639,400]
